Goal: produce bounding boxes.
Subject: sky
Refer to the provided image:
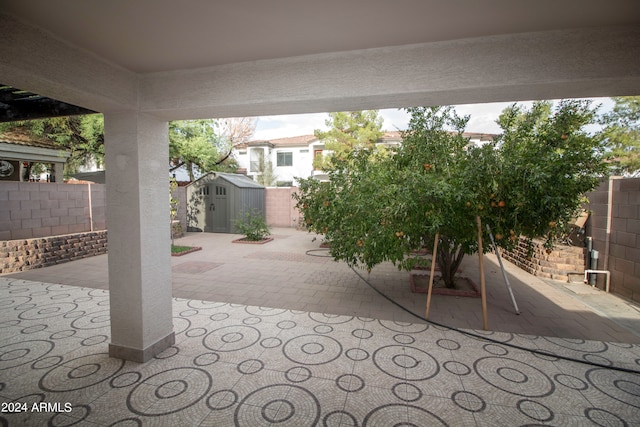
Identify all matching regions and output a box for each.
[252,98,615,140]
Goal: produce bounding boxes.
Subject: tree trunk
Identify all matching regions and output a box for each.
[436,237,465,289]
[187,162,195,182]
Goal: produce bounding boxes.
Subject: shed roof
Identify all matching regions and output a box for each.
[190,172,265,189]
[218,172,264,189]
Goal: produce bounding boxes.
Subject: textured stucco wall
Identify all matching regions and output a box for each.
[265,187,300,228]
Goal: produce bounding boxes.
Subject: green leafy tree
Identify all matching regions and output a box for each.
[313,110,384,169]
[1,116,241,181]
[0,114,104,176]
[255,158,277,187]
[599,96,640,176]
[169,176,181,245]
[169,120,238,181]
[295,101,607,289]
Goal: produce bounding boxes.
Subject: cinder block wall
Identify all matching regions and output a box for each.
[585,178,640,303]
[265,187,300,228]
[0,182,107,240]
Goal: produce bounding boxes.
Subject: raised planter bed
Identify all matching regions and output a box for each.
[171,246,202,257]
[410,271,480,298]
[232,237,274,245]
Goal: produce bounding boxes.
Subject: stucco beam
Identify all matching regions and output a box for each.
[141,25,640,120]
[0,13,138,114]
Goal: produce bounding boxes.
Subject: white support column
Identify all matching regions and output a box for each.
[104,112,174,362]
[52,162,64,183]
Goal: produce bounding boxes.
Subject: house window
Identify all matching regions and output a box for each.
[313,149,323,170]
[250,149,263,172]
[277,152,293,167]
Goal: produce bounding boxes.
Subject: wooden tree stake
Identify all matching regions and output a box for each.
[425,233,439,319]
[476,216,489,330]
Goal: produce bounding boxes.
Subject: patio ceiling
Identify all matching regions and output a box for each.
[1,0,639,74]
[1,1,639,120]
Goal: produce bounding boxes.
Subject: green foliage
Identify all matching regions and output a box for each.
[0,116,240,181]
[0,114,104,176]
[169,120,237,180]
[495,100,608,244]
[170,177,179,220]
[295,102,607,288]
[599,96,640,176]
[314,110,384,168]
[234,209,270,241]
[171,245,194,254]
[170,177,180,244]
[255,158,278,186]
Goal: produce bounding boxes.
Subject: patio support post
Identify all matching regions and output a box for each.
[52,162,64,183]
[424,233,439,320]
[476,216,489,330]
[104,112,175,362]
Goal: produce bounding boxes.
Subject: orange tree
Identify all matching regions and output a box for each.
[294,101,608,288]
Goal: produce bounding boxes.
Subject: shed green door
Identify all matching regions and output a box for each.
[210,184,229,233]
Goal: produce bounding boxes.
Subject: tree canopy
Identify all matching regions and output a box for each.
[313,110,384,169]
[0,114,104,177]
[0,115,250,180]
[294,101,608,288]
[169,119,237,181]
[599,96,640,176]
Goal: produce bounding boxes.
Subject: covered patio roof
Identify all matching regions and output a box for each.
[1,1,638,363]
[0,84,95,122]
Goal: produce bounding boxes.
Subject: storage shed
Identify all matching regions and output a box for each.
[186,172,265,233]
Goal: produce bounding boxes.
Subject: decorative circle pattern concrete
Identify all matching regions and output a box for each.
[234,384,320,426]
[474,357,555,397]
[283,334,342,365]
[0,277,638,426]
[373,345,439,381]
[126,367,212,416]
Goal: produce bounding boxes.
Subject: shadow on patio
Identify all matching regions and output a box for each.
[2,228,639,425]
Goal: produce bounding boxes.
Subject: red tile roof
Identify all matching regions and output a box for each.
[0,129,60,149]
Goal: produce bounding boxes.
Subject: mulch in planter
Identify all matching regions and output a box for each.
[410,272,480,297]
[232,237,274,244]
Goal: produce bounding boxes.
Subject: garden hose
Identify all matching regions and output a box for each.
[305,248,640,375]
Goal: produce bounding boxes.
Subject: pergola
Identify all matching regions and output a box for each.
[1,1,638,362]
[0,129,70,182]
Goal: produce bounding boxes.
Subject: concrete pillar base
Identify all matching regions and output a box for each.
[109,332,175,363]
[104,112,174,363]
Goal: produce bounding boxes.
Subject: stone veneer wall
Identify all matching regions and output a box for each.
[501,237,586,282]
[0,231,107,274]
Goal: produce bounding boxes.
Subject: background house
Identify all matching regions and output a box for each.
[235,131,495,185]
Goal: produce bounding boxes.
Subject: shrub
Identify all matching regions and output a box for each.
[234,209,270,241]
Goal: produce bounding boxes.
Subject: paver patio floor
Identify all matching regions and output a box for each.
[1,228,639,425]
